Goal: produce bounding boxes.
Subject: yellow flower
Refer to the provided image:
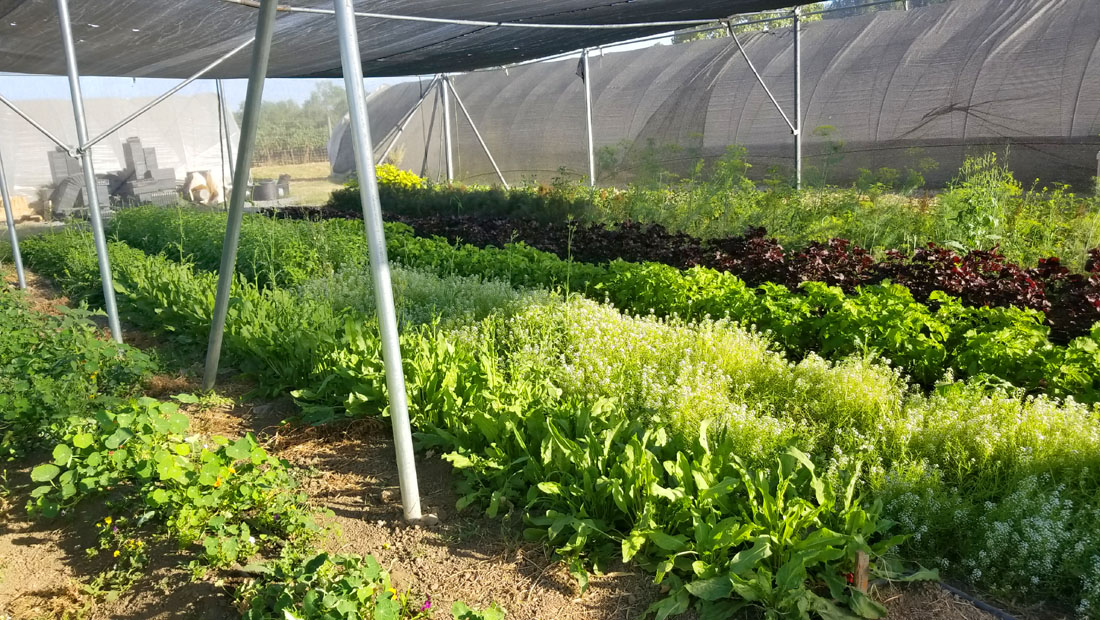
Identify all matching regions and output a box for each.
[104,517,113,525]
[214,477,222,488]
[227,467,237,475]
[387,587,397,598]
[113,550,120,557]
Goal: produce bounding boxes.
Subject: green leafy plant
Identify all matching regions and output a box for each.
[29,397,323,568]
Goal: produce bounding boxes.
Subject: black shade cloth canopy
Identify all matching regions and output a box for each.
[0,0,809,79]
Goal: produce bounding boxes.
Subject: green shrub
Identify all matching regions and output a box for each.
[0,287,153,459]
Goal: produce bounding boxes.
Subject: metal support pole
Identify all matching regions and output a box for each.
[202,0,278,390]
[216,80,228,209]
[378,76,440,165]
[447,80,510,189]
[793,8,803,189]
[0,147,26,289]
[56,0,122,342]
[217,80,236,182]
[440,76,455,182]
[582,48,596,187]
[332,0,422,522]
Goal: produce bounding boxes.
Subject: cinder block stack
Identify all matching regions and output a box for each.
[46,137,180,216]
[117,137,178,206]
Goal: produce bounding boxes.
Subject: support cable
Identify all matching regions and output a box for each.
[224,0,728,30]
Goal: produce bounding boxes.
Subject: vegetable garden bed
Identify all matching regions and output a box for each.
[0,263,1010,620]
[5,213,1092,618]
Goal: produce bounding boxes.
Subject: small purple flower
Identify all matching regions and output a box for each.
[273,514,280,521]
[420,597,431,612]
[112,526,119,534]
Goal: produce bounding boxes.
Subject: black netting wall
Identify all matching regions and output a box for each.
[339,0,1100,188]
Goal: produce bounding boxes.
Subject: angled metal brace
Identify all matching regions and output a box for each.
[447,79,510,189]
[0,93,76,154]
[377,76,441,165]
[729,23,796,134]
[80,37,256,153]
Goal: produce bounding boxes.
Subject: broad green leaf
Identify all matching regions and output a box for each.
[622,530,647,562]
[104,428,134,450]
[776,556,807,591]
[647,587,690,620]
[72,433,94,449]
[684,575,733,601]
[727,538,773,575]
[374,595,400,620]
[167,412,190,434]
[31,463,61,482]
[849,589,887,619]
[52,444,73,467]
[225,438,251,461]
[537,481,563,495]
[648,530,688,552]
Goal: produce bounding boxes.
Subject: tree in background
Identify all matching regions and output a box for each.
[236,82,347,165]
[672,0,951,43]
[673,3,826,42]
[823,0,948,18]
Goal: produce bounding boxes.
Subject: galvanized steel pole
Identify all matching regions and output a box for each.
[202,0,278,391]
[794,7,803,189]
[440,76,455,182]
[217,79,236,182]
[0,147,26,289]
[583,48,596,186]
[215,79,229,210]
[332,0,422,522]
[56,0,122,342]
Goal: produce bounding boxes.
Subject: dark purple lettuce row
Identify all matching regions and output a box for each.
[281,210,1100,343]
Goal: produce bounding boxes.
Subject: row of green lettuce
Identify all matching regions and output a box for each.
[0,285,498,620]
[107,207,1100,402]
[19,229,1100,616]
